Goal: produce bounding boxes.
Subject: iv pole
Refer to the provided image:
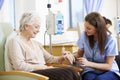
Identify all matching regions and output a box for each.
[116,0,119,18]
[46,0,64,54]
[13,0,16,31]
[47,0,52,54]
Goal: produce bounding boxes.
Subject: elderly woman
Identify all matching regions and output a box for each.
[6,12,80,80]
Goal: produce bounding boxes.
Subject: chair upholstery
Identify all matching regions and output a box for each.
[0,23,13,71]
[0,22,49,80]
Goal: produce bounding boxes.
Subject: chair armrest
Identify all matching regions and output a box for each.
[0,71,49,80]
[46,63,83,72]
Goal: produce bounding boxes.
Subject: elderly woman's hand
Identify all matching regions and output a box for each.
[62,51,75,64]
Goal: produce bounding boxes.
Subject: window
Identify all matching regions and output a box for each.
[0,0,15,29]
[69,0,84,28]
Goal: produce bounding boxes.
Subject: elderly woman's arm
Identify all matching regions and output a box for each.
[41,45,75,64]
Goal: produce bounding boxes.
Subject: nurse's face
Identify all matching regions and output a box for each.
[84,21,97,36]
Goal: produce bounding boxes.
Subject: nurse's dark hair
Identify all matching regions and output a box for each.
[85,12,111,54]
[103,16,112,25]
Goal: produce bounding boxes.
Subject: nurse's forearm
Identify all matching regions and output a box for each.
[87,61,112,70]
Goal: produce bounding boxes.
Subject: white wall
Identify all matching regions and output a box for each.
[101,0,116,36]
[101,0,120,36]
[14,0,36,29]
[101,0,117,19]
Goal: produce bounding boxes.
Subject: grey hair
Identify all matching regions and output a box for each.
[19,12,41,32]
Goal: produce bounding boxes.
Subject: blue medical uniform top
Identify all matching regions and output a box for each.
[77,32,120,76]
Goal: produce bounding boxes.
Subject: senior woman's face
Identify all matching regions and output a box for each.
[25,23,40,38]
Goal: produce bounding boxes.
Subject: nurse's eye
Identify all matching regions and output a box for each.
[85,26,91,30]
[34,25,40,29]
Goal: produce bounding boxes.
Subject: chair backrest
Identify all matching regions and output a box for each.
[0,23,13,71]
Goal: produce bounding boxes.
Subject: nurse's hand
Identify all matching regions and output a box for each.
[77,57,88,66]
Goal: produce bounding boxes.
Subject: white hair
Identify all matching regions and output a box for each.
[19,12,41,32]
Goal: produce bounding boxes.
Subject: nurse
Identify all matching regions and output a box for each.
[75,12,120,80]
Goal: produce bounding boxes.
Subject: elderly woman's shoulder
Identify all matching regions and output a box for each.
[6,32,19,42]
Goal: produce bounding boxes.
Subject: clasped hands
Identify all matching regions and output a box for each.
[62,51,88,66]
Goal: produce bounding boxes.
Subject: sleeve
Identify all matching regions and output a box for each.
[38,43,60,63]
[77,32,85,50]
[8,38,34,71]
[106,36,118,56]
